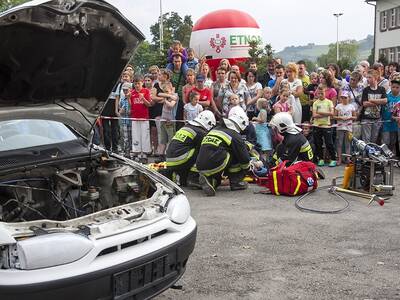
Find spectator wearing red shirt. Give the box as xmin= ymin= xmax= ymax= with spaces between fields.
xmin=130 ymin=75 xmax=152 ymax=163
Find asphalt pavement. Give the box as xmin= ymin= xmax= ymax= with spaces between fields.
xmin=157 ymin=165 xmax=400 ymax=300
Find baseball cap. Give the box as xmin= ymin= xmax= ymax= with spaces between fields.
xmin=122 ymin=82 xmax=132 ymax=90
xmin=196 ymin=74 xmax=205 ymax=81
xmin=340 ymin=91 xmax=350 ymax=98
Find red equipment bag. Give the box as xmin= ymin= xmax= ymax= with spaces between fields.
xmin=268 ymin=160 xmax=318 ymax=196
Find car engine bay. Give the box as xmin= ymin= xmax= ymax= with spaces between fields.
xmin=0 ymin=156 xmax=156 ymax=223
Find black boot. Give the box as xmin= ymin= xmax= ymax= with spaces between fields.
xmin=186 ymin=172 xmax=201 ymax=189
xmin=230 ymin=181 xmax=248 ymax=191
xmin=199 ymin=174 xmax=216 ymax=197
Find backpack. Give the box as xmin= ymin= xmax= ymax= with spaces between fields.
xmin=267 ymin=160 xmax=318 ymax=196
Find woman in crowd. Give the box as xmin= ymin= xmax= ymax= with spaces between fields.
xmin=245 ymin=70 xmax=263 ymax=120
xmin=212 ymin=67 xmax=229 ymax=100
xmin=219 ymin=59 xmax=231 ymax=76
xmin=319 ymin=70 xmax=338 ymax=105
xmin=327 ymin=63 xmax=344 ymax=90
xmin=281 ymin=63 xmax=302 ymax=124
xmin=200 ymin=62 xmax=213 ymax=88
xmin=217 ymin=71 xmax=250 ymax=117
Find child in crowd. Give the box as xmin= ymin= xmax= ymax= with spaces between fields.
xmin=383 ymin=75 xmax=400 ymax=152
xmin=184 ymin=91 xmax=203 ymax=121
xmin=263 ymin=87 xmax=273 ymax=121
xmin=334 ymin=91 xmax=356 ymax=165
xmin=252 ymin=98 xmax=272 ymax=162
xmin=228 ymin=94 xmax=241 ymax=115
xmin=273 ymin=90 xmax=293 ymax=114
xmin=186 ymin=48 xmax=199 ymax=71
xmin=118 ymin=82 xmax=132 ymax=157
xmin=166 ymin=40 xmax=188 ymax=74
xmin=130 ymin=75 xmax=152 ymax=163
xmin=158 ymin=82 xmax=178 ymax=158
xmin=312 ymin=84 xmax=337 ymax=167
xmin=305 ymin=72 xmax=319 ymax=102
xmin=360 ymin=69 xmax=387 ymax=143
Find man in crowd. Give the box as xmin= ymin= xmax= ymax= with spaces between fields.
xmin=259 ymin=59 xmax=276 ymax=88
xmin=171 ymin=54 xmax=186 ymax=130
xmin=191 ymin=74 xmax=213 ymax=110
xmin=297 ymin=60 xmax=311 ymax=122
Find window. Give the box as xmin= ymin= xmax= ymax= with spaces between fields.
xmin=397 ymin=7 xmax=400 ymax=27
xmin=397 ymin=47 xmax=400 ymax=63
xmin=389 ymin=8 xmax=396 ymax=28
xmin=380 ymin=11 xmax=387 ymax=31
xmin=389 ymin=47 xmax=395 ymax=62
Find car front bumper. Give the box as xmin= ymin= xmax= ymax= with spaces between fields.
xmin=0 ymin=225 xmax=197 ymax=300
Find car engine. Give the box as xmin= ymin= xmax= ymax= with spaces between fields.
xmin=0 ymin=157 xmax=155 ymax=222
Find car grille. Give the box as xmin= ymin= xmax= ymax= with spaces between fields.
xmin=97 ymin=229 xmax=168 ymax=257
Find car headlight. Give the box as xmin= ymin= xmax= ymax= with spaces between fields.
xmin=166 ymin=194 xmax=190 ymax=224
xmin=15 ymin=232 xmax=93 ymax=270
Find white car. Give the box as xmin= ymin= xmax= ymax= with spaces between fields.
xmin=0 ymin=1 xmax=196 ymax=299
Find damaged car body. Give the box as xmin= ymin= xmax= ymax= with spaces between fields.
xmin=0 ymin=1 xmax=196 ymax=300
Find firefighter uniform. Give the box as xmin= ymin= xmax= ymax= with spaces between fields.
xmin=164 ymin=124 xmax=207 ymax=186
xmin=273 ymin=132 xmax=314 ymax=164
xmin=196 ymin=125 xmax=251 ymax=188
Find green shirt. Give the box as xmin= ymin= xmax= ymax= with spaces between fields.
xmin=299 ymin=75 xmax=310 ymax=106
xmin=313 ymin=99 xmax=333 ymax=127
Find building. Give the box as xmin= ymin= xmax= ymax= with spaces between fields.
xmin=368 ymin=0 xmax=400 ymax=63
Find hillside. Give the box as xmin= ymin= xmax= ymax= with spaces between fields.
xmin=276 ymin=35 xmax=373 ymax=63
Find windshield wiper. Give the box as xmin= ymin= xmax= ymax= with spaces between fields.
xmin=0 ymin=149 xmax=41 ymax=157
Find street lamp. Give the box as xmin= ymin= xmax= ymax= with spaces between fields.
xmin=159 ymin=0 xmax=163 ymax=51
xmin=333 ymin=13 xmax=343 ymax=62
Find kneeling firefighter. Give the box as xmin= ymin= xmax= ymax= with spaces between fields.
xmin=270 ymin=112 xmax=313 ymax=164
xmin=196 ymin=107 xmax=251 ymax=196
xmin=164 ymin=110 xmax=216 ymax=187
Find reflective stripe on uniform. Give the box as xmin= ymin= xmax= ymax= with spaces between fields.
xmin=240 ymin=162 xmax=250 ymax=170
xmin=227 ymin=164 xmax=241 ymax=173
xmin=166 ymin=148 xmax=195 ymax=167
xmin=172 ymin=127 xmax=197 ymax=143
xmin=208 ymin=130 xmax=232 ymax=146
xmin=293 ymin=175 xmax=301 ymax=195
xmin=201 ymin=153 xmax=231 ymax=177
xmin=300 ymin=141 xmax=313 ymax=160
xmin=190 ymin=165 xmax=198 ymax=172
xmin=272 ymin=170 xmax=280 ymax=195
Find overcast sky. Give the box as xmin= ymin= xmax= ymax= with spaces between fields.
xmin=110 ymin=0 xmax=375 ymax=51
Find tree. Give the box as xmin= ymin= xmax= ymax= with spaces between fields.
xmin=150 ymin=12 xmax=193 ymax=48
xmin=131 ymin=12 xmax=193 ymax=73
xmin=317 ymin=40 xmax=359 ymax=70
xmin=0 ymin=0 xmax=29 ymax=12
xmin=245 ymin=40 xmax=274 ymax=74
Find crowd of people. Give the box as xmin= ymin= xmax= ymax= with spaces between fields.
xmin=99 ymin=39 xmax=400 ymax=174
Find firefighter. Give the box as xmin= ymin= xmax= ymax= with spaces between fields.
xmin=270 ymin=112 xmax=314 ymax=164
xmin=165 ymin=110 xmax=216 ymax=187
xmin=196 ymin=107 xmax=251 ymax=196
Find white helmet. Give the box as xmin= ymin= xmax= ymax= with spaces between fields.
xmin=270 ymin=112 xmax=302 ymax=135
xmin=227 ymin=106 xmax=249 ymax=132
xmin=189 ymin=110 xmax=216 ymax=131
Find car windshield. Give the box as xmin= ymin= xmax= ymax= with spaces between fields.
xmin=0 ymin=119 xmax=77 ymax=152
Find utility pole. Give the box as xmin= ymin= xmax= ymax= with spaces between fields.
xmin=333 ymin=13 xmax=343 ymax=62
xmin=159 ymin=0 xmax=163 ymax=51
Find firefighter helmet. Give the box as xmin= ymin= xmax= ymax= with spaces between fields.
xmin=270 ymin=112 xmax=302 ymax=135
xmin=189 ymin=110 xmax=216 ymax=131
xmin=227 ymin=106 xmax=249 ymax=132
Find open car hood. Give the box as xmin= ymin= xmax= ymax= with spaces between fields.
xmin=0 ymin=0 xmax=144 ymax=136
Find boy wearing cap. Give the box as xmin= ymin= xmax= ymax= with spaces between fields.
xmin=191 ymin=74 xmax=213 ymax=109
xmin=382 ymin=76 xmax=400 ymax=152
xmin=334 ymin=91 xmax=357 ymax=165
